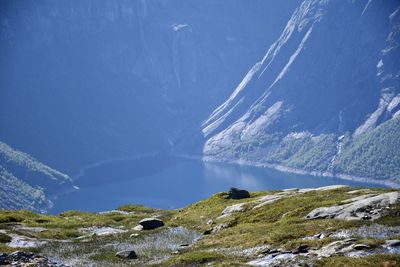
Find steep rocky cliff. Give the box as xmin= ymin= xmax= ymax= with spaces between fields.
xmin=203 ymin=0 xmax=400 ymax=183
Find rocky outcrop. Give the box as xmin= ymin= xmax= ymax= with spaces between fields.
xmin=79 ymin=226 xmax=127 ymax=236
xmin=218 ymin=203 xmax=247 ymax=219
xmin=0 ymin=251 xmax=66 ymax=266
xmin=115 ymin=250 xmax=137 ymax=259
xmin=306 ymin=192 xmax=400 ymax=220
xmin=216 ymin=185 xmax=349 ymax=220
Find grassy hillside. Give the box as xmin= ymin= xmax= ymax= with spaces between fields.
xmin=0 ymin=186 xmax=399 ymax=266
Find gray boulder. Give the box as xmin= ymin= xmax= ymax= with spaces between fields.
xmin=386 ymin=240 xmax=400 ymax=247
xmin=139 ymin=217 xmax=164 ymax=230
xmin=116 ymin=250 xmax=137 ymax=259
xmin=305 ymin=192 xmax=400 ymax=221
xmin=218 ymin=203 xmax=247 ymax=219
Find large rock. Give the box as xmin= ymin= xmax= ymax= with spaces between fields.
xmin=228 ymin=187 xmax=250 ymax=199
xmin=139 ymin=217 xmax=164 ymax=230
xmin=218 ymin=203 xmax=247 ymax=219
xmin=315 ymin=239 xmax=357 ymax=257
xmin=115 ymin=250 xmax=137 ymax=259
xmin=306 ymin=192 xmax=400 ymax=221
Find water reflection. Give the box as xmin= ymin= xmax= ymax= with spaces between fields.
xmin=51 ymin=155 xmax=385 ymax=214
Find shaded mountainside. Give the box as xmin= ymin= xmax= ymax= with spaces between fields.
xmin=0 ymin=186 xmax=400 ymax=266
xmin=0 ymin=0 xmax=299 ymax=173
xmin=0 ymin=141 xmax=74 ymax=212
xmin=203 ymin=0 xmax=400 ymax=183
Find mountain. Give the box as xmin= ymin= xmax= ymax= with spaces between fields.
xmin=0 ymin=0 xmax=299 ymax=173
xmin=202 ymin=0 xmax=400 ymax=184
xmin=0 ymin=141 xmax=74 ymax=212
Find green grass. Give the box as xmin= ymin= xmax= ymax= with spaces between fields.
xmin=162 ymin=251 xmax=225 ymax=266
xmin=171 ymin=187 xmax=367 ymax=249
xmin=0 ymin=187 xmax=399 ymax=266
xmin=0 ymin=207 xmax=176 ymax=240
xmin=0 ymin=233 xmax=11 ymax=243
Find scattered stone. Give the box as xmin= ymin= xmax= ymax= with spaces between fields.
xmin=79 ymin=226 xmax=127 ymax=236
xmin=353 ymin=244 xmax=372 ymax=250
xmin=253 ymin=192 xmax=294 ymax=209
xmin=305 ymin=192 xmax=400 ymax=221
xmin=211 ymin=223 xmax=228 ymax=234
xmin=218 ymin=203 xmax=247 ymax=219
xmin=116 ymin=250 xmax=137 ymax=259
xmin=228 ymin=187 xmax=250 ymax=199
xmin=0 ymin=251 xmax=66 ymax=266
xmin=207 ymin=219 xmax=214 ymax=225
xmin=248 ymin=252 xmax=296 ymax=266
xmin=315 ymin=239 xmax=355 ymax=257
xmin=330 ymin=224 xmax=400 ymax=239
xmin=203 ymin=229 xmax=212 ymax=235
xmin=7 ymin=234 xmax=47 ymax=248
xmin=294 ymin=244 xmax=309 ymax=254
xmin=259 ymin=248 xmax=281 ymax=256
xmin=133 ymin=225 xmax=144 ymax=231
xmin=130 ymin=233 xmax=140 ymax=238
xmin=139 ymin=217 xmax=164 ymax=230
xmin=13 ymin=226 xmax=47 ymax=233
xmin=386 ymin=240 xmax=400 ymax=247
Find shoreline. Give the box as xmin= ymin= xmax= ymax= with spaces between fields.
xmin=173 ymin=153 xmax=400 ymax=188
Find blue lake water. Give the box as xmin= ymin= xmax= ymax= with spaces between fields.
xmin=51 ymin=154 xmax=385 ymax=213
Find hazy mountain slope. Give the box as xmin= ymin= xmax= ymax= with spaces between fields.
xmin=0 ymin=141 xmax=74 ymax=211
xmin=203 ymin=0 xmax=400 ymax=183
xmin=0 ymin=0 xmax=299 ymax=173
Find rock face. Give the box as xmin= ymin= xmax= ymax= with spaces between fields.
xmin=115 ymin=250 xmax=138 ymax=259
xmin=228 ymin=188 xmax=250 ymax=199
xmin=0 ymin=251 xmax=66 ymax=266
xmin=306 ymin=192 xmax=400 ymax=220
xmin=217 ymin=185 xmax=349 ymax=219
xmin=219 ymin=203 xmax=247 ymax=218
xmin=0 ymin=141 xmax=75 ymax=212
xmin=203 ymin=0 xmax=400 ymax=183
xmin=0 ymin=0 xmax=299 ymax=176
xmin=79 ymin=226 xmax=127 ymax=236
xmin=139 ymin=218 xmax=165 ymax=230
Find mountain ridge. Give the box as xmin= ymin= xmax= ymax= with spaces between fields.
xmin=202 ymin=0 xmax=400 ymax=183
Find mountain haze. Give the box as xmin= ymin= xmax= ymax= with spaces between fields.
xmin=0 ymin=0 xmax=299 ymax=173
xmin=0 ymin=0 xmax=399 ymax=213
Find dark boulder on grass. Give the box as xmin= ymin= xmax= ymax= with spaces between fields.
xmin=139 ymin=217 xmax=164 ymax=230
xmin=293 ymin=244 xmax=309 ymax=254
xmin=116 ymin=250 xmax=137 ymax=259
xmin=228 ymin=187 xmax=250 ymax=199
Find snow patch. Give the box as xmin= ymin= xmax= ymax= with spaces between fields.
xmin=172 ymin=23 xmax=191 ymax=32
xmin=377 ymin=59 xmax=384 ymax=76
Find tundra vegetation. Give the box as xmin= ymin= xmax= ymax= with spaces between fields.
xmin=0 ymin=186 xmax=399 ymax=266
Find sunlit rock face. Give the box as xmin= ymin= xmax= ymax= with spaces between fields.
xmin=0 ymin=0 xmax=299 ymax=172
xmin=203 ymin=0 xmax=400 ymax=182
